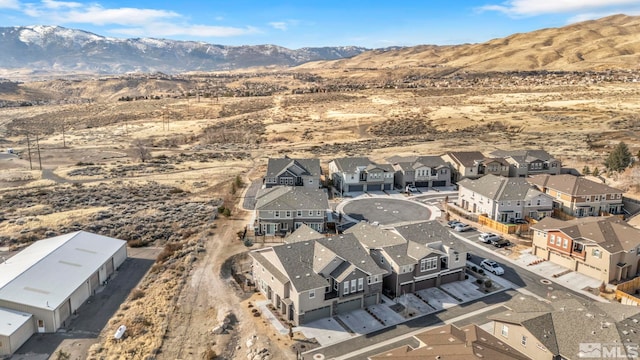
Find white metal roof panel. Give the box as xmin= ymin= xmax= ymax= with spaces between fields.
xmin=0 ymin=231 xmax=126 ymax=311
xmin=0 ymin=307 xmax=32 ymax=336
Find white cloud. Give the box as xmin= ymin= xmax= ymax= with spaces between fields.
xmin=0 ymin=0 xmax=20 ymax=9
xmin=56 ymin=5 xmax=180 ymax=26
xmin=269 ymin=21 xmax=287 ymax=31
xmin=480 ymin=0 xmax=640 ymax=16
xmin=42 ymin=0 xmax=82 ymax=9
xmin=111 ymin=23 xmax=259 ymax=38
xmin=567 ymin=9 xmax=640 ymax=23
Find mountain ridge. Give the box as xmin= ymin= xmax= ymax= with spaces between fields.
xmin=0 ymin=25 xmax=371 ymax=75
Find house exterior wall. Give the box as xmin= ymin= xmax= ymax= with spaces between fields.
xmin=257 ymin=209 xmax=326 ymax=234
xmin=543 ymin=188 xmax=624 ymax=217
xmin=531 ymin=228 xmax=627 ymax=283
xmin=492 ymin=320 xmax=555 ymax=360
xmin=0 ymin=300 xmax=55 ymax=333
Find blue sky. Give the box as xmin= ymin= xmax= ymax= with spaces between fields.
xmin=1 ymin=0 xmax=640 ymax=48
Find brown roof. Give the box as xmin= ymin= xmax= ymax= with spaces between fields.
xmin=532 ymin=216 xmax=640 ymax=253
xmin=445 ymin=151 xmax=485 ymax=167
xmin=528 ymin=174 xmax=622 ymax=196
xmin=368 ymin=324 xmax=530 ymax=360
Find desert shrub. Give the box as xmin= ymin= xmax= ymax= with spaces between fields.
xmin=203 ymin=348 xmax=217 ymax=360
xmin=484 ymin=279 xmax=493 ymax=288
xmin=156 ymin=242 xmax=184 ymax=263
xmin=478 ymin=269 xmax=484 ymax=274
xmin=128 ymin=239 xmax=148 ymax=248
xmin=471 ymin=266 xmax=477 ymax=272
xmin=476 ymin=279 xmax=483 ymax=285
xmin=223 ymin=208 xmax=232 ymax=217
xmin=130 ymin=289 xmax=145 ymax=300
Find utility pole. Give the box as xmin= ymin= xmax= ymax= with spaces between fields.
xmin=35 ymin=134 xmax=42 ymax=170
xmin=26 ymin=134 xmax=33 ymax=170
xmin=61 ymin=120 xmax=66 ymax=148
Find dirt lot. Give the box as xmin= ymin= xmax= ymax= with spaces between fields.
xmin=1 ymin=71 xmax=639 ymax=359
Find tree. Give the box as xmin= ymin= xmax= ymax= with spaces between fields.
xmin=592 ymin=167 xmax=600 ymax=176
xmin=604 ymin=141 xmax=631 ymax=172
xmin=582 ymin=165 xmax=591 ymax=175
xmin=132 ymin=140 xmax=151 ymax=163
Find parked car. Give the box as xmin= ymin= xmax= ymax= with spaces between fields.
xmin=447 ymin=220 xmax=462 ymax=228
xmin=406 ymin=184 xmax=419 ymax=193
xmin=492 ymin=238 xmax=511 ymax=248
xmin=478 ymin=232 xmax=501 ymax=243
xmin=454 ymin=223 xmax=472 ymax=232
xmin=508 ymin=219 xmax=528 ymax=224
xmin=480 ymin=259 xmax=505 ymax=275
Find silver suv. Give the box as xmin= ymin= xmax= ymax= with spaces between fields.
xmin=478 ymin=232 xmax=500 ymax=243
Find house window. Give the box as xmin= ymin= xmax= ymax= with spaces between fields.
xmin=309 ymin=289 xmax=315 ymax=299
xmin=420 ymin=257 xmax=437 ymax=272
xmin=297 ymin=210 xmax=302 ymax=217
xmin=281 ymin=223 xmax=288 ymax=231
xmin=286 ymin=211 xmax=291 ymax=217
xmin=501 ymin=324 xmax=509 ymax=337
xmin=521 ymin=335 xmax=527 ymax=346
xmin=334 ymin=281 xmax=339 ymax=290
xmin=344 ymin=282 xmax=349 ymax=295
xmin=592 ymin=249 xmax=602 ymax=258
xmin=367 ymin=276 xmax=371 ymax=284
xmin=358 ymin=278 xmax=364 ymax=291
xmin=274 ymin=211 xmax=280 ymax=217
xmin=351 ymin=279 xmax=357 ymax=292
xmin=308 ymin=211 xmax=313 ymax=216
xmin=316 ymin=210 xmax=322 ymax=216
xmin=563 ymin=239 xmax=568 ymax=249
xmin=537 ymin=199 xmax=541 ymax=205
xmin=550 ymin=235 xmax=555 ymax=245
xmin=586 ymin=196 xmax=591 ymax=202
xmin=454 ymin=253 xmax=460 ymax=262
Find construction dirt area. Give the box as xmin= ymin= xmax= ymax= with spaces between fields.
xmin=1 ymin=69 xmax=640 ymax=359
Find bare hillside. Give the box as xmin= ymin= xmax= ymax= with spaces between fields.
xmin=299 ymin=14 xmax=640 ymax=72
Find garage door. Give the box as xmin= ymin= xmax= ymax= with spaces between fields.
xmin=89 ymin=272 xmax=100 ymax=293
xmin=415 ymin=181 xmax=429 ymax=187
xmin=549 ymin=252 xmax=575 ymax=270
xmin=348 ymin=185 xmax=364 ymax=192
xmin=400 ymin=283 xmax=413 ymax=295
xmin=432 ymin=180 xmax=446 ymax=187
xmin=364 ymin=294 xmax=378 ymax=307
xmin=336 ymin=298 xmax=361 ymax=314
xmin=577 ymin=262 xmax=603 ymax=281
xmin=441 ymin=271 xmax=461 ymax=285
xmin=106 ymin=258 xmax=114 ymax=276
xmin=415 ymin=277 xmax=437 ymax=291
xmin=383 ymin=184 xmax=392 ymax=190
xmin=367 ymin=184 xmax=382 ymax=191
xmin=301 ymin=306 xmax=331 ymax=324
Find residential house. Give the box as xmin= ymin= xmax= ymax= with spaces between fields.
xmin=347 ymin=221 xmax=468 ymax=297
xmin=457 ymin=174 xmax=554 ymax=223
xmin=442 ymin=151 xmax=509 ymax=182
xmin=490 ymin=149 xmax=562 ymax=177
xmin=254 ymin=186 xmax=329 ymax=235
xmin=387 ymin=155 xmax=452 ymax=189
xmin=264 ymin=156 xmax=322 ymax=188
xmin=528 ymin=174 xmax=624 ymax=217
xmin=368 ymin=324 xmax=531 ymax=360
xmin=489 ymin=294 xmax=640 ymax=360
xmin=250 ymin=234 xmax=387 ymax=325
xmin=328 ymin=157 xmax=395 ymax=194
xmin=531 ymin=216 xmax=640 ymax=283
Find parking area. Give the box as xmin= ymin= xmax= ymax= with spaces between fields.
xmin=339 ymin=197 xmax=435 ymax=226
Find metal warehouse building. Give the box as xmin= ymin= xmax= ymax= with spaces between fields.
xmin=0 ymin=231 xmax=127 ymax=356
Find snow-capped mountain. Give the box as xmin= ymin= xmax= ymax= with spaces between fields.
xmin=0 ymin=25 xmax=370 ymax=74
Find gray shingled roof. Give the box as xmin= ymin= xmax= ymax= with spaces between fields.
xmin=285 ymin=224 xmax=322 ymax=244
xmin=445 ymin=151 xmax=485 ymax=167
xmin=490 ymin=149 xmax=557 ymax=162
xmin=387 ymin=155 xmax=447 ymax=170
xmin=271 ymin=241 xmax=328 ymax=292
xmin=249 ymin=250 xmax=290 ymax=285
xmin=528 ymin=174 xmax=622 ymax=196
xmin=458 ymin=174 xmax=546 ymax=201
xmin=490 ymin=295 xmax=640 ymax=359
xmin=255 ymin=186 xmax=329 ymax=211
xmin=266 ymin=157 xmax=321 ymax=178
xmin=331 ymin=157 xmax=393 ymax=173
xmin=345 ymin=222 xmax=406 ymax=249
xmin=317 ymin=234 xmax=387 ymax=277
xmin=381 ymin=243 xmax=415 ymax=266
